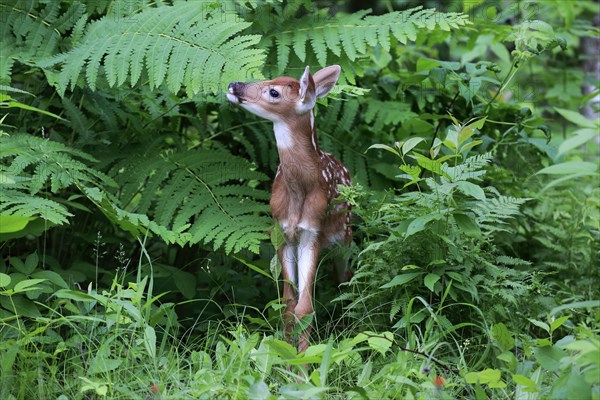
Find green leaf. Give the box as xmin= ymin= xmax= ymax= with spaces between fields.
xmin=555 ymin=108 xmax=598 ymax=128
xmin=512 ymin=374 xmax=537 ymax=392
xmin=265 ymin=338 xmax=298 ymax=360
xmin=24 ymin=253 xmax=39 ymax=274
xmin=0 ymin=273 xmax=11 ymax=288
xmin=453 ymin=213 xmax=481 ymax=238
xmin=53 ymin=289 xmax=96 ymax=302
xmin=491 ymin=323 xmax=515 ymax=351
xmin=456 ymin=181 xmax=486 ymax=200
xmin=423 ymin=273 xmax=440 ymax=292
xmin=528 ymin=318 xmax=550 ymax=333
xmin=550 ymin=300 xmax=600 ymax=316
xmin=465 ymin=116 xmax=487 ymax=130
xmin=13 ymin=278 xmax=47 ymax=293
xmin=465 ymin=368 xmax=502 ymax=385
xmin=173 ymin=270 xmax=196 ymax=299
xmin=550 ymin=369 xmax=592 ymax=399
xmin=381 ymin=272 xmax=422 ymax=289
xmin=404 ymin=213 xmax=443 ymax=237
xmin=366 ymin=332 xmax=393 ymax=356
xmin=536 ymin=161 xmax=598 ymax=175
xmin=366 ymin=143 xmax=400 ymax=157
xmin=31 ymin=271 xmax=69 ymax=289
xmin=533 ymin=345 xmax=565 ymax=372
xmin=144 ymin=325 xmax=156 ymax=359
xmin=0 ymin=215 xmax=36 ymax=233
xmin=557 ymin=128 xmax=599 ymax=157
xmin=3 ymin=100 xmax=66 ymax=121
xmin=550 ymin=315 xmax=570 ymax=333
xmin=401 ymin=137 xmax=424 ymax=156
xmin=416 ymin=58 xmax=441 ymax=72
xmin=248 ymin=381 xmax=270 ymax=400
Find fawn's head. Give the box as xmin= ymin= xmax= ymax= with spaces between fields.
xmin=227 ymin=65 xmax=341 ymax=123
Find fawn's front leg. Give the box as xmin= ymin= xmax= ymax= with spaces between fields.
xmin=295 ymin=225 xmax=320 ymax=353
xmin=279 ymin=244 xmax=297 ymax=340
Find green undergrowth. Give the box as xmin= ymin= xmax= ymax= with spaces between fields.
xmin=1 ymin=248 xmax=598 ymax=399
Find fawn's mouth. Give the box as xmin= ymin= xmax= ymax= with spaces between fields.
xmin=227 ymin=83 xmax=246 ymax=104
xmin=226 ymin=92 xmax=243 ymax=104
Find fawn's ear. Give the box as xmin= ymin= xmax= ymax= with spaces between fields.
xmin=297 ymin=66 xmax=316 ymax=114
xmin=313 ymin=65 xmax=341 ymax=98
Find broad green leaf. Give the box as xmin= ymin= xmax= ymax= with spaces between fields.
xmin=528 ymin=318 xmax=550 ymax=333
xmin=87 ymin=357 xmax=123 ymax=374
xmin=0 ymin=215 xmax=35 ymax=233
xmin=512 ymin=374 xmax=537 ymax=392
xmin=367 ymin=332 xmax=393 ymax=356
xmin=380 ymin=272 xmax=423 ymax=289
xmin=456 ymin=181 xmax=486 ymax=200
xmin=453 ymin=213 xmax=481 ymax=238
xmin=555 ymin=108 xmax=597 ymax=128
xmin=533 ymin=345 xmax=565 ymax=372
xmin=0 ymin=273 xmax=11 ymax=287
xmin=248 ymin=381 xmax=270 ymax=400
xmin=459 ymin=139 xmax=483 ymax=154
xmin=144 ymin=325 xmax=156 ymax=359
xmin=404 ymin=213 xmax=443 ymax=238
xmin=465 ymin=368 xmax=502 ymax=385
xmin=265 ymin=338 xmax=297 ymax=359
xmin=24 ymin=252 xmax=39 ymax=274
xmin=413 ymin=154 xmax=448 ymax=177
xmin=13 ymin=278 xmax=47 ymax=293
xmin=491 ymin=323 xmax=515 ymax=351
xmin=416 ymin=58 xmax=441 ymax=72
xmin=401 ymin=137 xmax=424 ymax=156
xmin=0 ymin=295 xmax=41 ymax=317
xmin=31 ymin=271 xmax=69 ymax=289
xmin=550 ymin=300 xmax=600 ymax=316
xmin=366 ymin=143 xmax=400 ymax=157
xmin=173 ymin=270 xmax=196 ymax=299
xmin=423 ymin=273 xmax=440 ymax=292
xmin=465 ymin=116 xmax=487 ymax=130
xmin=550 ymin=369 xmax=591 ymax=399
xmin=557 ymin=128 xmax=599 ymax=157
xmin=535 ymin=161 xmax=597 ymax=175
xmin=550 ymin=315 xmax=570 ymax=333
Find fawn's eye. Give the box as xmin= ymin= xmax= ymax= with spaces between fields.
xmin=269 ymin=89 xmax=280 ymax=98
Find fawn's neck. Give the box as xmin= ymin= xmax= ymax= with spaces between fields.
xmin=273 ymin=110 xmax=321 ymax=165
xmin=273 ymin=110 xmax=321 ymax=177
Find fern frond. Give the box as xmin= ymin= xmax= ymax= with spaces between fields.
xmin=38 ymin=3 xmax=266 ymax=96
xmin=269 ymin=6 xmax=471 ymax=73
xmin=0 ymin=134 xmax=116 ymax=194
xmin=0 ymin=1 xmax=87 ymax=83
xmin=1 ymin=189 xmax=72 ymax=225
xmin=110 ymin=146 xmax=272 ymax=254
xmin=442 ymin=152 xmax=494 ymax=182
xmin=364 ymin=100 xmax=417 ymax=132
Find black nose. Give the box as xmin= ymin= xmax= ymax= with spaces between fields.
xmin=228 ymin=82 xmax=239 ymax=91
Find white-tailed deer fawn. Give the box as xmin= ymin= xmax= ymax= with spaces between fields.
xmin=227 ymin=65 xmax=352 ymax=352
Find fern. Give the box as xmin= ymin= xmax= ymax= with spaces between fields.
xmin=0 ymin=1 xmax=87 ymax=83
xmin=38 ymin=3 xmax=266 ymax=96
xmin=364 ymin=100 xmax=417 ymax=132
xmin=1 ymin=134 xmax=271 ymax=253
xmin=110 ymin=146 xmax=272 ymax=254
xmin=269 ymin=6 xmax=471 ymax=73
xmin=1 ymin=189 xmax=72 ymax=225
xmin=0 ymin=133 xmax=116 ymax=194
xmin=0 ymin=133 xmax=114 ymax=225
